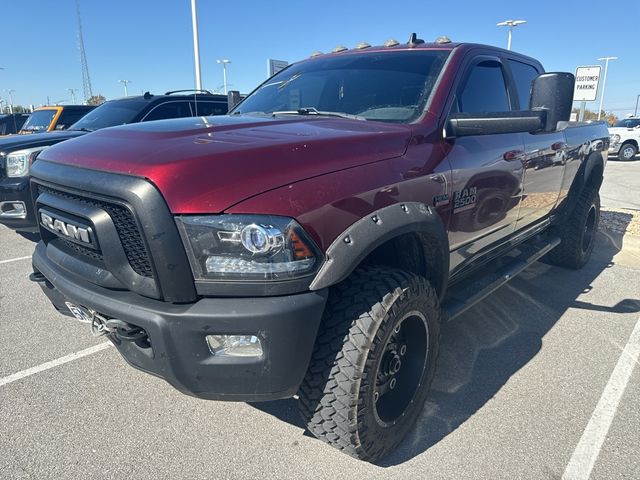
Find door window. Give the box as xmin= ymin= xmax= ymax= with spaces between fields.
xmin=143 ymin=102 xmax=192 ymax=121
xmin=508 ymin=60 xmax=539 ymax=110
xmin=458 ymin=60 xmax=510 ymax=113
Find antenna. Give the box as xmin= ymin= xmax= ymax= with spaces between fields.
xmin=76 ymin=0 xmax=93 ymax=102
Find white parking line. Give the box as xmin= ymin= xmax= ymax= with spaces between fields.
xmin=0 ymin=255 xmax=31 ymax=265
xmin=0 ymin=342 xmax=112 ymax=387
xmin=562 ymin=315 xmax=640 ymax=480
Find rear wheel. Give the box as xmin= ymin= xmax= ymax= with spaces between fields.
xmin=618 ymin=143 xmax=637 ymax=161
xmin=298 ymin=267 xmax=441 ymax=462
xmin=546 ymin=185 xmax=600 ymax=269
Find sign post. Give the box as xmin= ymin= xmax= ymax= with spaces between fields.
xmin=574 ymin=65 xmax=601 ymax=122
xmin=267 ymin=59 xmax=289 ymax=77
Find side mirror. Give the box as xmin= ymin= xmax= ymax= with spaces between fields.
xmin=529 ymin=72 xmax=575 ymax=132
xmin=446 ymin=71 xmax=575 ymax=138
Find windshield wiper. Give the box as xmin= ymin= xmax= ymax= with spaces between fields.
xmin=69 ymin=127 xmax=94 ymax=132
xmin=271 ymin=107 xmax=365 ymax=121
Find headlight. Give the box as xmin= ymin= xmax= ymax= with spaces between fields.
xmin=176 ymin=215 xmax=322 ymax=281
xmin=5 ymin=147 xmax=47 ymax=177
xmin=609 ymin=134 xmax=620 ymax=146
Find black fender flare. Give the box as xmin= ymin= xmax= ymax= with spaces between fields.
xmin=309 ymin=202 xmax=449 ymax=293
xmin=583 ymin=149 xmax=605 ymax=189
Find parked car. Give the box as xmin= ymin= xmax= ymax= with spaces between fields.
xmin=608 ymin=116 xmax=640 ymax=160
xmin=0 ymin=90 xmax=229 ymax=231
xmin=19 ymin=105 xmax=95 ymax=134
xmin=0 ymin=113 xmax=30 ymax=136
xmin=28 ymin=37 xmax=608 ymax=462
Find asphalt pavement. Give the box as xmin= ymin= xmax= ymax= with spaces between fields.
xmin=1 ymin=160 xmax=639 ymax=479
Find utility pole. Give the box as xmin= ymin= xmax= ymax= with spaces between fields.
xmin=118 ymin=80 xmax=132 ymax=97
xmin=497 ymin=20 xmax=527 ymax=50
xmin=216 ymin=59 xmax=231 ymax=94
xmin=190 ymin=0 xmax=202 ymax=90
xmin=76 ymin=0 xmax=93 ymax=102
xmin=68 ymin=88 xmax=77 ymax=104
xmin=597 ymin=56 xmax=617 ymax=121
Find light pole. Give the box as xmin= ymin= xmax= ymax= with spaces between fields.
xmin=191 ymin=0 xmax=202 ymax=90
xmin=216 ymin=59 xmax=231 ymax=94
xmin=597 ymin=56 xmax=617 ymax=121
xmin=118 ymin=79 xmax=132 ymax=97
xmin=6 ymin=89 xmax=15 ymax=113
xmin=68 ymin=88 xmax=77 ymax=104
xmin=497 ymin=20 xmax=527 ymax=50
xmin=634 ymin=94 xmax=639 ymax=117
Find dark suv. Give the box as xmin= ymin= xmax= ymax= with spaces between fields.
xmin=0 ymin=91 xmax=229 ymax=230
xmin=0 ymin=113 xmax=30 ymax=136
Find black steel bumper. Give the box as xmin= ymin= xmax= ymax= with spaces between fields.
xmin=32 ymin=242 xmax=328 ymax=401
xmin=0 ymin=176 xmax=38 ymax=231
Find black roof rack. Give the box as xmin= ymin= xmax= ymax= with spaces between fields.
xmin=164 ymin=89 xmax=214 ymax=96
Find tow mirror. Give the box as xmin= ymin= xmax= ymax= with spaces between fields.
xmin=446 ymin=71 xmax=575 ymax=138
xmin=529 ymin=72 xmax=575 ymax=132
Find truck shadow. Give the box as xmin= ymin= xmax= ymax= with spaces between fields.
xmin=250 ymin=229 xmax=639 ymax=466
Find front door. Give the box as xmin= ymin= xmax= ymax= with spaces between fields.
xmin=444 ymin=57 xmax=525 ymax=272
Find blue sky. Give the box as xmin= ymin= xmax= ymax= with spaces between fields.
xmin=1 ymin=0 xmax=639 ymax=116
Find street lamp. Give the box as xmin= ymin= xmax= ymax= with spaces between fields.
xmin=596 ymin=56 xmax=618 ymax=121
xmin=118 ymin=79 xmax=132 ymax=97
xmin=68 ymin=88 xmax=77 ymax=104
xmin=191 ymin=0 xmax=202 ymax=91
xmin=497 ymin=19 xmax=527 ymax=50
xmin=216 ymin=59 xmax=231 ymax=94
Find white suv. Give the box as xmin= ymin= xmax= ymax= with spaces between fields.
xmin=609 ymin=117 xmax=640 ymax=161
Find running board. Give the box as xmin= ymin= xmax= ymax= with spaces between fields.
xmin=442 ymin=236 xmax=561 ymax=322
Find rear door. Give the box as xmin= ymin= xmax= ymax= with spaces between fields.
xmin=507 ymin=59 xmax=566 ymax=228
xmin=445 ymin=55 xmax=526 ymax=271
xmin=190 ymin=100 xmax=228 ymax=116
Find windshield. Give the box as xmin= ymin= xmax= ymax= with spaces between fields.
xmin=70 ymin=100 xmax=148 ymax=131
xmin=613 ymin=118 xmax=640 ymax=128
xmin=233 ymin=50 xmax=449 ymax=123
xmin=20 ymin=109 xmax=57 ymax=133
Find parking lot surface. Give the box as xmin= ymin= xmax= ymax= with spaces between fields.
xmin=1 ymin=160 xmax=639 ymax=479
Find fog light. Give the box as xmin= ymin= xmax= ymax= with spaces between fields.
xmin=206 ymin=334 xmax=263 ymax=358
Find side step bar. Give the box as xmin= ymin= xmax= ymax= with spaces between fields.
xmin=442 ymin=236 xmax=561 ymax=322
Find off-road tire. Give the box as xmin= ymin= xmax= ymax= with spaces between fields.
xmin=298 ymin=266 xmax=441 ymax=463
xmin=546 ymin=185 xmax=600 ymax=269
xmin=618 ymin=142 xmax=637 ymax=161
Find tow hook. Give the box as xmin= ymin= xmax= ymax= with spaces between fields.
xmin=65 ymin=302 xmax=150 ymax=348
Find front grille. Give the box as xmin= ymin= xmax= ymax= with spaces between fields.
xmin=57 ymin=238 xmax=104 ymax=262
xmin=37 ymin=185 xmax=154 ymax=277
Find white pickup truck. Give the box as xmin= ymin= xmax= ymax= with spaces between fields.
xmin=608 ymin=117 xmax=640 ymax=160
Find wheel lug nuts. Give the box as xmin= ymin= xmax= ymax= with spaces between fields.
xmin=394 ymin=325 xmax=401 ymax=334
xmin=374 ymin=391 xmax=379 ymax=402
xmin=400 ymin=345 xmax=407 ymax=356
xmin=390 ymin=378 xmax=397 ymax=389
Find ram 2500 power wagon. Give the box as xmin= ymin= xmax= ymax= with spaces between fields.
xmin=29 ymin=36 xmax=609 ymax=462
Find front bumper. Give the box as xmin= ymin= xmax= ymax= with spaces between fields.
xmin=0 ymin=176 xmax=38 ymax=231
xmin=32 ymin=242 xmax=328 ymax=401
xmin=608 ymin=143 xmax=621 ymax=155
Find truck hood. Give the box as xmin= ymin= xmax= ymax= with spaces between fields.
xmin=608 ymin=127 xmax=639 ymax=135
xmin=0 ymin=130 xmax=85 ymax=155
xmin=39 ymin=115 xmax=413 ymax=213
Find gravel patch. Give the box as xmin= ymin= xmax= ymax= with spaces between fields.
xmin=600 ymin=208 xmax=640 ymax=236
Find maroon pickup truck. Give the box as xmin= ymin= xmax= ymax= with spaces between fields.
xmin=29 ymin=36 xmax=608 ymax=462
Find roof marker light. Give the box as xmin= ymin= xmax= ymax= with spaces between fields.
xmin=435 ymin=36 xmax=452 ymax=44
xmin=310 ymin=51 xmax=323 ymax=58
xmin=384 ymin=39 xmax=400 ymax=47
xmin=356 ymin=42 xmax=371 ymax=49
xmin=332 ymin=45 xmax=348 ymax=53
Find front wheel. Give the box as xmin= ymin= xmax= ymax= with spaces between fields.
xmin=618 ymin=143 xmax=637 ymax=161
xmin=298 ymin=267 xmax=441 ymax=462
